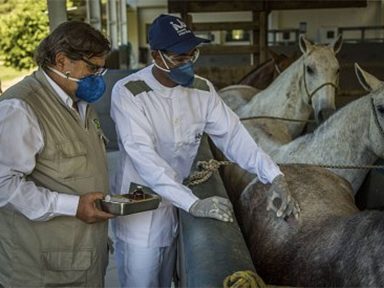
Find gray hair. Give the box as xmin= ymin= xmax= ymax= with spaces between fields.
xmin=34 ymin=21 xmax=111 ymax=69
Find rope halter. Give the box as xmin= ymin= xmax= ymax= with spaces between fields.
xmin=303 ymin=64 xmax=338 ymax=105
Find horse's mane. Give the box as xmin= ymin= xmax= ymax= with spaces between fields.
xmin=238 ymin=58 xmax=274 ymax=83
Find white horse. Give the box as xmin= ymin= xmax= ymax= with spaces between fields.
xmin=228 ymin=35 xmax=342 ymax=139
xmin=219 ymin=85 xmax=260 ymax=112
xmin=209 ymin=63 xmax=384 ymax=287
xmin=271 ymin=64 xmax=384 ymax=194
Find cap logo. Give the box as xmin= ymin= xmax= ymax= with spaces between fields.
xmin=170 ymin=19 xmax=191 ymax=36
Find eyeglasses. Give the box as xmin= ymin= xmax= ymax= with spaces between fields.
xmin=80 ymin=57 xmax=107 ymax=76
xmin=162 ymin=49 xmax=200 ymax=66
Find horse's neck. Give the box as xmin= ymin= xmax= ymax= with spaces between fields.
xmin=246 ymin=58 xmax=308 ymax=116
xmin=236 ymin=57 xmax=312 ymax=139
xmin=273 ymin=96 xmax=377 ymax=193
xmin=261 ymin=58 xmax=310 ymax=137
xmin=242 ymin=119 xmax=293 ymax=154
xmin=276 ymin=97 xmax=371 ymax=159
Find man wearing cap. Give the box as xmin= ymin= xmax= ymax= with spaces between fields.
xmin=110 ymin=14 xmax=300 ymax=288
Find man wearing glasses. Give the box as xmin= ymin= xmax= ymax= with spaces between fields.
xmin=111 ymin=14 xmax=299 ymax=288
xmin=0 ymin=21 xmax=114 ymax=287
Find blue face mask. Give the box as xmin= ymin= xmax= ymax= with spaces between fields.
xmin=75 ymin=75 xmax=106 ymax=103
xmin=156 ymin=51 xmax=195 ymax=87
xmin=168 ymin=61 xmax=195 ymax=87
xmin=48 ymin=67 xmax=106 ymax=103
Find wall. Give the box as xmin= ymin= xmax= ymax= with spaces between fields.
xmin=269 ymin=0 xmax=383 ymax=42
xmin=126 ymin=0 xmax=384 ymax=71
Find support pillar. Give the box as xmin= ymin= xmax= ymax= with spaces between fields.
xmin=86 ymin=0 xmax=102 ymax=31
xmin=47 ymin=0 xmax=67 ymax=32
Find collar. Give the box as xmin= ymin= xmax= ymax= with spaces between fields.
xmin=42 ymin=70 xmax=87 ymax=113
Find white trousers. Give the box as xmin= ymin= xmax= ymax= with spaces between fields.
xmin=115 ymin=237 xmax=176 ymax=288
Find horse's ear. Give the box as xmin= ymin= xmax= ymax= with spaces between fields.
xmin=331 ymin=34 xmax=343 ymax=54
xmin=354 ymin=63 xmax=382 ymax=92
xmin=268 ymin=49 xmax=281 ymax=62
xmin=299 ymin=35 xmax=313 ymax=54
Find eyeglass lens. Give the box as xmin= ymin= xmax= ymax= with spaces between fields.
xmin=164 ymin=49 xmax=199 ymax=64
xmin=81 ymin=57 xmax=106 ymax=75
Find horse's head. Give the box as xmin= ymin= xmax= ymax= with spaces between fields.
xmin=269 ymin=49 xmax=297 ymax=77
xmin=355 ymin=63 xmax=384 ymax=158
xmin=299 ymin=35 xmax=342 ymax=124
xmin=239 ymin=50 xmax=297 ymax=89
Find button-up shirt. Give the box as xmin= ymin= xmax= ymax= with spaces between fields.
xmin=0 ymin=71 xmax=85 ymax=221
xmin=110 ymin=64 xmax=282 ymax=247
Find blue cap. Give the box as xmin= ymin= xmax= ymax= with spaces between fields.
xmin=148 ymin=14 xmax=210 ymax=54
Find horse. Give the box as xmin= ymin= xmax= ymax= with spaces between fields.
xmin=217 ymin=51 xmax=295 ymax=114
xmin=232 ymin=35 xmax=342 ymax=139
xmin=218 ymin=85 xmax=260 ymax=113
xmin=238 ymin=49 xmax=297 ymax=89
xmin=217 ymin=161 xmax=384 ymax=287
xmin=270 ymin=64 xmax=384 ymax=194
xmin=207 ymin=64 xmax=384 ymax=287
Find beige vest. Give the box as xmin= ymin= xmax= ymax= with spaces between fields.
xmin=0 ymin=70 xmax=109 ymax=287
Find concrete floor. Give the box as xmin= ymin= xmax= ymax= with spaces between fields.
xmin=105 ymin=227 xmax=120 ymax=288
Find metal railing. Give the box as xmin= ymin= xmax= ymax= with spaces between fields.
xmin=267 ymin=28 xmax=301 ymax=45
xmin=338 ymin=26 xmax=384 ymax=43
xmin=267 ymin=26 xmax=384 ymax=45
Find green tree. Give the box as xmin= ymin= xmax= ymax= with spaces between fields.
xmin=0 ymin=0 xmax=49 ymax=70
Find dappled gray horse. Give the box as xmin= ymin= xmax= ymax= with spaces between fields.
xmin=209 ymin=63 xmax=384 ymax=287
xmin=232 ymin=35 xmax=342 ymax=139
xmin=218 ymin=161 xmax=384 ymax=287
xmin=218 ymin=85 xmax=260 ymax=112
xmin=271 ymin=64 xmax=384 ymax=194
xmin=218 ymin=51 xmax=296 ymax=111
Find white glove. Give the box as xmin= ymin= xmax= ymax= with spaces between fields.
xmin=189 ymin=196 xmax=234 ymax=222
xmin=267 ymin=175 xmax=300 ymax=219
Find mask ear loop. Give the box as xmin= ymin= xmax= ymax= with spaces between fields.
xmin=192 ymin=49 xmax=200 ymax=63
xmin=153 ymin=51 xmax=171 ymax=72
xmin=158 ymin=50 xmax=171 ymax=70
xmin=47 ymin=66 xmax=80 ymax=82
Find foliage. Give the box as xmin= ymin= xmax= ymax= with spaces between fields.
xmin=0 ymin=0 xmax=49 ymax=70
xmin=0 ymin=0 xmax=14 ymax=14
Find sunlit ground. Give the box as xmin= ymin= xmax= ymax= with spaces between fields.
xmin=0 ymin=63 xmax=35 ymax=93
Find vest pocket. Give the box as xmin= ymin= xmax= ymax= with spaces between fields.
xmin=41 ymin=250 xmax=92 ymax=286
xmin=58 ymin=141 xmax=88 ymax=179
xmin=98 ymin=131 xmax=109 ymax=154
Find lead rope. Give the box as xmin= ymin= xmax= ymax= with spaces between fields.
xmin=185 ymin=160 xmax=384 ymax=187
xmin=184 ymin=159 xmax=232 ymax=187
xmin=187 ymin=98 xmax=384 ymax=187
xmin=223 ymin=270 xmax=267 ymax=288
xmin=240 ymin=115 xmax=316 ymax=123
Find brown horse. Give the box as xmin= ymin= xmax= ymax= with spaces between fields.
xmin=213 ymin=156 xmax=384 ymax=287
xmin=238 ymin=50 xmax=297 ymax=90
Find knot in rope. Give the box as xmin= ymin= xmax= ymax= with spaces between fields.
xmin=223 ymin=270 xmax=267 ymax=288
xmin=184 ymin=159 xmax=232 ymax=187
